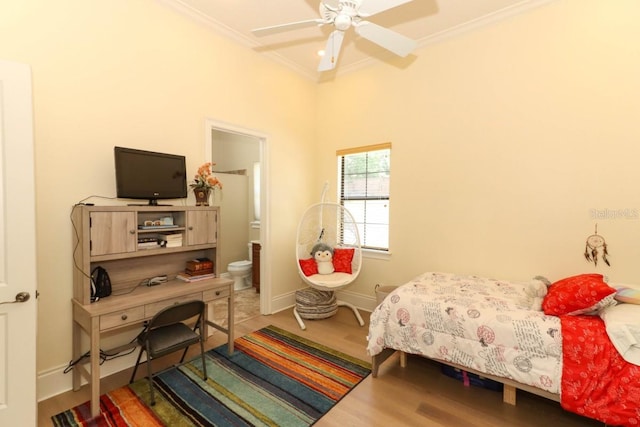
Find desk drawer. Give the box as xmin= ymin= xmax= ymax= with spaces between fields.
xmin=100 ymin=306 xmax=145 ymax=331
xmin=144 ymin=292 xmax=203 ymax=318
xmin=203 ymin=287 xmax=230 ymax=301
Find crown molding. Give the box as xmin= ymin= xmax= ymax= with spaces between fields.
xmin=156 ymin=0 xmax=318 ymax=81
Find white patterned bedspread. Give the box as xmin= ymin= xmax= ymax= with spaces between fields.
xmin=367 ymin=272 xmax=562 ymax=394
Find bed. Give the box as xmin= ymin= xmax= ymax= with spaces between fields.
xmin=367 ymin=272 xmax=640 ymax=427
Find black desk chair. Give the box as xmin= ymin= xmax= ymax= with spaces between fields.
xmin=129 ymin=300 xmax=207 ymax=405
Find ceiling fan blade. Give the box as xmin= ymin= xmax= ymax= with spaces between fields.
xmin=252 ymin=19 xmax=327 ymax=37
xmin=318 ymin=30 xmax=345 ymax=72
xmin=354 ymin=21 xmax=417 ymax=57
xmin=358 ymin=0 xmax=414 ymax=17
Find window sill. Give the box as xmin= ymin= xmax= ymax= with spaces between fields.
xmin=362 ymin=248 xmax=391 ymax=261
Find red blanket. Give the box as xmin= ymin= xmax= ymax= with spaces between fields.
xmin=561 ymin=315 xmax=640 ymax=426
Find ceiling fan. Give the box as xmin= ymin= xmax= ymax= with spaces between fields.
xmin=252 ymin=0 xmax=418 ymax=72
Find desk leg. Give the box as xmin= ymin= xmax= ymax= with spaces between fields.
xmin=204 ymin=304 xmax=213 ymax=338
xmin=89 ymin=317 xmax=101 ymax=418
xmin=227 ymin=284 xmax=234 ymax=354
xmin=71 ymin=321 xmax=82 ymax=391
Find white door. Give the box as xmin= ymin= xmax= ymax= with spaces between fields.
xmin=0 ymin=60 xmax=38 ymax=426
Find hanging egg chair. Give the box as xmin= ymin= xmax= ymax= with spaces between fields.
xmin=294 ymin=186 xmax=365 ymax=330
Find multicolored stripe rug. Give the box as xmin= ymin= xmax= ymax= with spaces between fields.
xmin=52 ymin=325 xmax=371 ymax=426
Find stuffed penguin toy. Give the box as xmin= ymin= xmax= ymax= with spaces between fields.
xmin=311 ymin=243 xmax=334 ymax=275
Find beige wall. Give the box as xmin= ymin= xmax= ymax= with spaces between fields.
xmin=0 ymin=0 xmax=317 ymax=392
xmin=318 ymin=0 xmax=640 ymax=295
xmin=3 ymin=0 xmax=640 ymax=400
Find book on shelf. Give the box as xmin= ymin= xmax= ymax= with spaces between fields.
xmin=158 ymin=233 xmax=182 ymax=248
xmin=159 ymin=233 xmax=182 ymax=241
xmin=137 ymin=241 xmax=161 ymax=249
xmin=185 ymin=267 xmax=214 ymax=276
xmin=176 ymin=272 xmax=215 ymax=282
xmin=162 ymin=241 xmax=182 ymax=248
xmin=138 ymin=236 xmax=160 ymax=243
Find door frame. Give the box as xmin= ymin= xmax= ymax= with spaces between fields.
xmin=204 ymin=119 xmax=270 ymax=314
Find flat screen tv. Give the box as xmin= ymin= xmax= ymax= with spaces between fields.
xmin=114 ymin=146 xmax=187 ymax=205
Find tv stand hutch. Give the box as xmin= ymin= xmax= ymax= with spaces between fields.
xmin=71 ymin=205 xmax=234 ymax=417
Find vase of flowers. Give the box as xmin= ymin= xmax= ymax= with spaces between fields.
xmin=190 ymin=162 xmax=222 ymax=206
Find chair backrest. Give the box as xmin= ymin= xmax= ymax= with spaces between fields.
xmin=148 ymin=300 xmax=205 ymax=330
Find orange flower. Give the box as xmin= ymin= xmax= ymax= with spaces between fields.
xmin=206 ymin=176 xmax=222 ymax=189
xmin=189 ymin=162 xmax=222 ymax=191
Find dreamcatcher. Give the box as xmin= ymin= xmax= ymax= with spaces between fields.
xmin=584 ymin=224 xmax=610 ymax=266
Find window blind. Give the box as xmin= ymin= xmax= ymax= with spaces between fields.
xmin=337 ymin=143 xmax=391 ymax=251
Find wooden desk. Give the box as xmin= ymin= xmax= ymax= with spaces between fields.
xmin=71 ymin=277 xmax=234 ymax=418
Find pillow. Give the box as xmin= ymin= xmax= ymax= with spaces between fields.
xmin=332 ymin=248 xmax=355 ymax=274
xmin=298 ymin=258 xmax=318 ymax=277
xmin=613 ymin=287 xmax=640 ymax=305
xmin=542 ymin=273 xmax=616 ymax=315
xmin=600 ymin=304 xmax=640 ymax=366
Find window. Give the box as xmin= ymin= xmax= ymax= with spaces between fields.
xmin=337 ymin=143 xmax=390 ymax=251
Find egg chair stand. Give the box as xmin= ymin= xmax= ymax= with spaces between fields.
xmin=294 ymin=193 xmax=365 ymax=330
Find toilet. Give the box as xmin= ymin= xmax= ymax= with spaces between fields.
xmin=227 ymin=243 xmax=252 ymax=291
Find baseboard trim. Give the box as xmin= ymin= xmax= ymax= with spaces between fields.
xmin=37 ymin=289 xmax=375 ymax=402
xmin=37 ymin=352 xmax=139 ymax=402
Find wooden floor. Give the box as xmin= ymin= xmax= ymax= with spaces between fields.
xmin=39 ymin=307 xmax=605 ymax=427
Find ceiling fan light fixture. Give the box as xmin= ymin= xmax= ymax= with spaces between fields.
xmin=334 ymin=14 xmax=352 ymax=31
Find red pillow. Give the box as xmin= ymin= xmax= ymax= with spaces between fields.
xmin=299 ymin=258 xmax=318 ymax=277
xmin=332 ymin=248 xmax=355 ymax=274
xmin=542 ymin=274 xmax=616 ymax=315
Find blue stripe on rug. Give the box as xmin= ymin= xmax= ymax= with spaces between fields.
xmin=210 ymin=345 xmax=330 ymax=415
xmin=156 ymin=366 xmax=255 ymax=426
xmin=155 ymin=348 xmax=318 ymax=426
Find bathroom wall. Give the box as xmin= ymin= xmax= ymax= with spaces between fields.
xmin=211 ymin=130 xmax=260 ymax=271
xmin=215 ymin=172 xmax=249 ymax=270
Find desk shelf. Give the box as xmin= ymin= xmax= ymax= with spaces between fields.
xmin=70 ymin=205 xmax=234 ymax=418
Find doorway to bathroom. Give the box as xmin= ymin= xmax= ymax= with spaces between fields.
xmin=205 ymin=120 xmax=269 ymax=315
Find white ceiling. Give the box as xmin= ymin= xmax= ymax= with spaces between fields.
xmin=160 ymin=0 xmax=554 ymax=80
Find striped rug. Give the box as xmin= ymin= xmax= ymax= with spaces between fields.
xmin=52 ymin=325 xmax=371 ymax=427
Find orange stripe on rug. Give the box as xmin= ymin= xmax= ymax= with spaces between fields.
xmin=101 ymin=386 xmax=163 ymax=427
xmin=242 ymin=329 xmax=362 ymax=382
xmin=246 ymin=330 xmax=364 ymax=383
xmin=235 ymin=334 xmax=357 ymax=399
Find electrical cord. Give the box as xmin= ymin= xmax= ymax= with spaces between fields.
xmin=70 ymin=196 xmax=119 ymax=283
xmin=70 ymin=204 xmax=92 ymax=284
xmin=63 ymin=329 xmax=143 ymax=374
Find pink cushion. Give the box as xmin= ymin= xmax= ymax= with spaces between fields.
xmin=332 ymin=248 xmax=355 ymax=274
xmin=299 ymin=258 xmax=318 ymax=277
xmin=542 ymin=274 xmax=616 ymax=315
